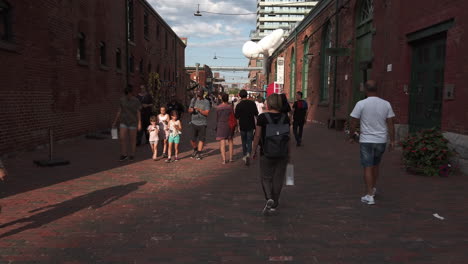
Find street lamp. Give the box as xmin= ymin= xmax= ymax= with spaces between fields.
xmin=213 ymin=53 xmax=218 ymax=59
xmin=194 ymin=4 xmax=202 ymax=16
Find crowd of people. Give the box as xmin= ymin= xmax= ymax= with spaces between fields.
xmin=0 ymin=80 xmax=394 ymax=215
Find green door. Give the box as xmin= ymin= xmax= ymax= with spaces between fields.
xmin=409 ymin=34 xmax=446 ymax=132
xmin=351 ymin=0 xmax=374 ymax=108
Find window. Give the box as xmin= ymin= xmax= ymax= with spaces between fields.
xmin=99 ymin=42 xmax=107 ymax=66
xmin=359 ymin=0 xmax=374 ymax=24
xmin=139 ymin=58 xmax=144 ymax=74
xmin=157 ymin=24 xmax=160 ymax=39
xmin=127 ymin=0 xmax=134 ymax=41
xmin=290 ymin=47 xmax=296 ymax=100
xmin=320 ymin=22 xmax=333 ymax=102
xmin=302 ymin=36 xmax=310 ymax=98
xmin=116 ymin=49 xmax=122 ymax=69
xmin=165 ymin=31 xmax=168 ymax=50
xmin=129 ymin=54 xmax=134 ymax=73
xmin=148 ymin=63 xmax=152 ymax=73
xmin=77 ymin=32 xmax=86 ymax=61
xmin=143 ymin=12 xmax=149 ymax=38
xmin=0 ymin=0 xmax=12 ymax=41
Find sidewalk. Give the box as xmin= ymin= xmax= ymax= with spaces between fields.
xmin=0 ymin=110 xmax=467 ymax=263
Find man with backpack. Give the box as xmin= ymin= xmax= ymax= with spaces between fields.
xmin=235 ymin=89 xmax=258 ymax=166
xmin=252 ymin=93 xmax=290 ymax=215
xmin=292 ymin=91 xmax=308 ymax=146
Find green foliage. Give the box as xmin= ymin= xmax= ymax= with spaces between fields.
xmin=228 ymin=88 xmax=240 ymax=95
xmin=147 ymin=72 xmax=162 ymax=114
xmin=400 ymin=128 xmax=455 ymax=176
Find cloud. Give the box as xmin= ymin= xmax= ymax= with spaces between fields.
xmin=148 ymin=0 xmax=257 ymax=66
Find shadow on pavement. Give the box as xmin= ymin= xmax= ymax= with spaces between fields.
xmin=0 ymin=181 xmax=146 ymax=239
xmin=0 ymin=111 xmax=222 ymax=199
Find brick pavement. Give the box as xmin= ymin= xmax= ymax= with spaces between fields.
xmin=1 ymin=110 xmax=468 ymax=263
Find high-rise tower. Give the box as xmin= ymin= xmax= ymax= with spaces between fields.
xmin=250 ymin=0 xmax=318 ymax=41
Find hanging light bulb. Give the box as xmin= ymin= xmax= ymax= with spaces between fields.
xmin=213 ymin=53 xmax=218 ymax=59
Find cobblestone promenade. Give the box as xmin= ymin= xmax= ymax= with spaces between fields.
xmin=1 ymin=110 xmax=467 ymax=263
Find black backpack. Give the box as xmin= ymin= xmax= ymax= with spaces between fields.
xmin=262 ymin=113 xmax=290 ymax=158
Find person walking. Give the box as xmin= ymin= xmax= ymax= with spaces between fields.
xmin=136 ymin=84 xmax=153 ymax=146
xmin=158 ymin=107 xmax=170 ymax=158
xmin=147 ymin=116 xmax=159 ymax=161
xmin=188 ymin=89 xmax=211 ymax=160
xmin=216 ymin=93 xmax=235 ymax=164
xmin=112 ymin=86 xmax=142 ymax=161
xmin=292 ymin=91 xmax=309 ymax=146
xmin=280 ymin=93 xmax=292 ymax=115
xmin=165 ymin=110 xmax=182 ymax=163
xmin=255 ymin=96 xmax=265 ymax=115
xmin=235 ymin=89 xmax=259 ymax=166
xmin=167 ymin=96 xmax=185 ymax=120
xmin=349 ymin=80 xmax=395 ymax=205
xmin=252 ymin=93 xmax=290 ymax=215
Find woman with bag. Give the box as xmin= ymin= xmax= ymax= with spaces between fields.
xmin=216 ymin=93 xmax=235 ymax=164
xmin=252 ymin=93 xmax=290 ymax=215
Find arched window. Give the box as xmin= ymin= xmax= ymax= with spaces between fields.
xmin=289 ymin=47 xmax=296 ymax=100
xmin=302 ymin=36 xmax=310 ymax=98
xmin=320 ymin=22 xmax=333 ymax=102
xmin=99 ymin=41 xmax=106 ymax=66
xmin=77 ymin=32 xmax=86 ymax=61
xmin=359 ymin=0 xmax=374 ymax=25
xmin=143 ymin=11 xmax=149 ymax=38
xmin=0 ymin=0 xmax=12 ymax=41
xmin=115 ymin=49 xmax=122 ymax=69
xmin=127 ymin=0 xmax=134 ymax=41
xmin=139 ymin=58 xmax=144 ymax=74
xmin=129 ymin=54 xmax=134 ymax=73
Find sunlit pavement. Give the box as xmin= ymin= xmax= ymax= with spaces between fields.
xmin=1 ymin=110 xmax=468 ymax=263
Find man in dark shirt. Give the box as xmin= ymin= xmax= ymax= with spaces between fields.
xmin=167 ymin=96 xmax=185 ymax=120
xmin=235 ymin=89 xmax=258 ymax=166
xmin=292 ymin=91 xmax=308 ymax=146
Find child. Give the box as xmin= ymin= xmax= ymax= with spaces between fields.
xmin=165 ymin=110 xmax=182 ymax=163
xmin=158 ymin=107 xmax=170 ymax=158
xmin=147 ymin=116 xmax=159 ymax=161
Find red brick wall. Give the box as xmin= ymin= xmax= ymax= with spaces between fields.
xmin=268 ymin=0 xmax=468 ymax=134
xmin=0 ymin=0 xmax=186 ymax=154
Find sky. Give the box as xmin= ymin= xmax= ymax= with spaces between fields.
xmin=148 ymin=0 xmax=257 ymax=84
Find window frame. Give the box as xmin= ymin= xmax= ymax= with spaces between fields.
xmin=99 ymin=41 xmax=107 ymax=66
xmin=319 ymin=22 xmax=333 ymax=103
xmin=77 ymin=32 xmax=86 ymax=61
xmin=0 ymin=0 xmax=13 ymax=42
xmin=143 ymin=11 xmax=149 ymax=39
xmin=116 ymin=48 xmax=122 ymax=70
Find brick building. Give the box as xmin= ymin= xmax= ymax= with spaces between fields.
xmin=267 ymin=0 xmax=468 ymax=171
xmin=0 ymin=0 xmax=186 ymax=154
xmin=187 ymin=65 xmax=213 ymax=93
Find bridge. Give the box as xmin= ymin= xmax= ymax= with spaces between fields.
xmin=185 ymin=66 xmax=263 ymax=72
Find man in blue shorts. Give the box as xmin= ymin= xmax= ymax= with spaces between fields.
xmin=349 ymin=80 xmax=395 ymax=205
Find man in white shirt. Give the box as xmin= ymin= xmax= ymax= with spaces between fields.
xmin=349 ymin=80 xmax=395 ymax=205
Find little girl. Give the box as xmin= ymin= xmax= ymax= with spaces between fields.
xmin=147 ymin=116 xmax=159 ymax=161
xmin=165 ymin=110 xmax=182 ymax=163
xmin=158 ymin=107 xmax=170 ymax=158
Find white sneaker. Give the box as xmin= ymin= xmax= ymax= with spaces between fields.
xmin=361 ymin=195 xmax=375 ymax=205
xmin=262 ymin=199 xmax=274 ymax=215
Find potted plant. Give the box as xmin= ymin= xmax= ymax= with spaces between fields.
xmin=400 ymin=128 xmax=457 ymax=177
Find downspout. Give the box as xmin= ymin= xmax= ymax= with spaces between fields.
xmin=332 ymin=0 xmax=339 ymax=120
xmin=125 ymin=0 xmax=129 ymax=88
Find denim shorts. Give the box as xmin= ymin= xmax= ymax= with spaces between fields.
xmin=360 ymin=143 xmax=387 ymax=167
